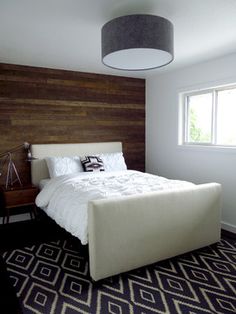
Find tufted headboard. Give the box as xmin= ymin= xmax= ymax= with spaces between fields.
xmin=31 ymin=142 xmax=122 ymax=186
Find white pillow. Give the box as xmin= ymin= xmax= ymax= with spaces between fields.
xmin=45 ymin=156 xmax=83 ymax=178
xmin=98 ymin=152 xmax=127 ymax=172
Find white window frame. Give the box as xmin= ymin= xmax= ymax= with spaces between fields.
xmin=180 ymin=84 xmax=236 ymax=148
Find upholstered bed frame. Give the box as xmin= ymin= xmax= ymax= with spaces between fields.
xmin=31 ymin=142 xmax=222 ymax=281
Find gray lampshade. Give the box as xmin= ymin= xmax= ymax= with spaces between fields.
xmin=102 ymin=14 xmax=174 ymax=71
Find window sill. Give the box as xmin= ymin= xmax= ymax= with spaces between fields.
xmin=177 ymin=144 xmax=236 ymax=154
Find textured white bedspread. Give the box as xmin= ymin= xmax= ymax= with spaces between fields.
xmin=36 ymin=170 xmax=194 ymax=244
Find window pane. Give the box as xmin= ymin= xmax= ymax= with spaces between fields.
xmin=217 ymin=88 xmax=236 ymax=145
xmin=187 ymin=93 xmax=212 ymax=143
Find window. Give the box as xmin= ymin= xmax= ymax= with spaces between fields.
xmin=181 ymin=85 xmax=236 ymax=147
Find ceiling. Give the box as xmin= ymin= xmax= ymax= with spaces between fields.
xmin=0 ymin=0 xmax=236 ymax=78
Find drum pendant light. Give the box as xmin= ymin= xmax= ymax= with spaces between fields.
xmin=102 ymin=14 xmax=174 ymax=71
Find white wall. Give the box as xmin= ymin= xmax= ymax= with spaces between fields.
xmin=146 ymin=53 xmax=236 ymax=233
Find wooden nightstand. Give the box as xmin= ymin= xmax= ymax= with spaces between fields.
xmin=0 ymin=185 xmax=39 ymax=224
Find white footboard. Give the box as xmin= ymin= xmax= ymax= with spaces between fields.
xmin=88 ymin=183 xmax=221 ymax=281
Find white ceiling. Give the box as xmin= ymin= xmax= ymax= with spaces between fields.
xmin=0 ymin=0 xmax=236 ymax=78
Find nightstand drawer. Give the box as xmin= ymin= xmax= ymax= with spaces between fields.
xmin=1 ymin=186 xmax=38 ymax=208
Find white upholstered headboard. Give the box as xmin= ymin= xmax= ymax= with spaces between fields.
xmin=31 ymin=142 xmax=122 ymax=186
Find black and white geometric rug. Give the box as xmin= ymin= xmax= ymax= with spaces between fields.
xmin=1 ymin=234 xmax=236 ymax=314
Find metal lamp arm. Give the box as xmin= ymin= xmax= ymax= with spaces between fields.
xmin=0 ymin=142 xmax=30 ymax=189
xmin=0 ymin=142 xmax=30 ymax=158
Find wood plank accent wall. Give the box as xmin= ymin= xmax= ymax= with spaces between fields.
xmin=0 ymin=63 xmax=145 ymax=186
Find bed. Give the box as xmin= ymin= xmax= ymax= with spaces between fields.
xmin=31 ymin=142 xmax=222 ymax=281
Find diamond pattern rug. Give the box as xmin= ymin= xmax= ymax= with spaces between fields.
xmin=1 ymin=234 xmax=236 ymax=314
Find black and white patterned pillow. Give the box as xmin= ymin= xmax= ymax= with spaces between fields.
xmin=81 ymin=156 xmax=105 ymax=172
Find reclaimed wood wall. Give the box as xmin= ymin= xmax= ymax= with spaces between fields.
xmin=0 ymin=63 xmax=145 ymax=185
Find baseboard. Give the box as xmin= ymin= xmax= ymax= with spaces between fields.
xmin=221 ymin=221 xmax=236 ymax=234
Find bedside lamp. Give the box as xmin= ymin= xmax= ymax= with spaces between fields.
xmin=0 ymin=142 xmax=35 ymax=190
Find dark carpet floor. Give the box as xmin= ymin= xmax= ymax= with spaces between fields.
xmin=0 ymin=218 xmax=235 ymax=314
xmin=0 ymin=254 xmax=22 ymax=314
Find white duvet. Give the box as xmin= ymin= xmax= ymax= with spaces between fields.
xmin=36 ymin=170 xmax=194 ymax=245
